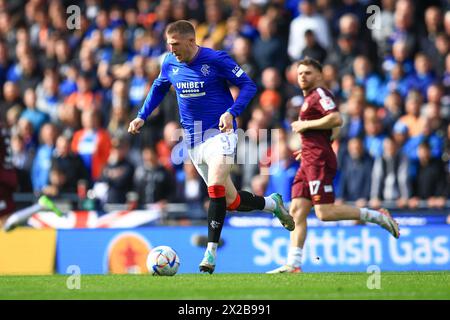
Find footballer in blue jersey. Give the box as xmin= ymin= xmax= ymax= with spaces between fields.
xmin=129 ymin=20 xmax=294 ymax=274
xmin=136 ymin=45 xmax=256 ymax=147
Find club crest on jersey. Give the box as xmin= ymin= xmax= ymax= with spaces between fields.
xmin=301 ymin=102 xmax=309 ymax=112
xmin=172 ymin=67 xmax=179 ymax=75
xmin=201 ymin=64 xmax=210 ymax=76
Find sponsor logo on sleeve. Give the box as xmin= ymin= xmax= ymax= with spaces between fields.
xmin=319 ymin=97 xmax=336 ymax=111
xmin=232 ymin=65 xmax=244 ymax=77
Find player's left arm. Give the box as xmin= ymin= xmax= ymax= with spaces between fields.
xmin=292 ymin=111 xmax=343 ymax=134
xmin=216 ymin=51 xmax=257 ymax=131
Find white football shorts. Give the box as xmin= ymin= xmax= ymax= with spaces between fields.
xmin=187 ymin=131 xmax=238 ymax=184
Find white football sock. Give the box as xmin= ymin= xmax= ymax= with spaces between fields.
xmin=359 ymin=208 xmax=382 ymax=223
xmin=286 ymin=247 xmax=303 ymax=267
xmin=206 ymin=242 xmax=218 ymax=256
xmin=263 ymin=196 xmax=276 ymax=211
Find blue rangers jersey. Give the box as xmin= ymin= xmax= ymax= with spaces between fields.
xmin=137 ymin=47 xmax=257 ymax=147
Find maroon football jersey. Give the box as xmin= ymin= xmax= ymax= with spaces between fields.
xmin=299 ymin=87 xmax=338 ymax=168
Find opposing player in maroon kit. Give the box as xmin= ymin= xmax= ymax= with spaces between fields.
xmin=267 ymin=58 xmax=400 ymax=273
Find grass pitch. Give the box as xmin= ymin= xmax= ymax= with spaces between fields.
xmin=0 ymin=272 xmax=449 ymax=300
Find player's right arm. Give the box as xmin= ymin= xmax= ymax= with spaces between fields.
xmin=291 ymin=111 xmax=342 ymax=134
xmin=128 ymin=56 xmax=171 ymax=135
xmin=292 ymin=89 xmax=342 ymax=134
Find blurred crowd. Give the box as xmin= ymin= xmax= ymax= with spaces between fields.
xmin=0 ymin=0 xmax=449 ymax=214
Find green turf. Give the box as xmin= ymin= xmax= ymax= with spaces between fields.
xmin=0 ymin=272 xmax=449 ymax=300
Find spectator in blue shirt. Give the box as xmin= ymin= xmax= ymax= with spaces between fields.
xmin=31 ymin=123 xmax=58 ymax=192
xmin=129 ymin=55 xmax=148 ymax=110
xmin=59 ymin=64 xmax=78 ymax=97
xmin=380 ymin=91 xmax=403 ymax=133
xmin=222 ymin=13 xmax=258 ymax=51
xmin=382 ymin=40 xmax=414 ymax=78
xmin=89 ymin=9 xmax=114 ymax=43
xmin=392 ymin=119 xmax=410 ymax=155
xmin=378 ymin=63 xmax=409 ymax=103
xmin=138 ymin=30 xmax=166 ymax=58
xmin=352 ymin=55 xmax=383 ymax=106
xmin=20 ymin=88 xmax=49 ymax=135
xmin=340 ymin=94 xmax=365 ymax=141
xmin=405 ymin=53 xmax=436 ymax=100
xmin=386 ymin=0 xmax=417 ymax=53
xmin=403 ymin=117 xmax=444 ymax=162
xmin=364 ymin=108 xmax=387 ymax=159
xmin=36 ymin=69 xmax=62 ymax=123
xmin=338 ymin=93 xmax=365 ymax=163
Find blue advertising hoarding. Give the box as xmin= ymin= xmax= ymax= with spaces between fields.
xmin=56 ymin=225 xmax=450 ymax=274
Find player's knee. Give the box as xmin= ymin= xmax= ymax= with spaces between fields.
xmin=290 ymin=203 xmax=307 ymax=223
xmin=208 ymin=170 xmax=228 ymax=186
xmin=289 ymin=207 xmax=301 ymax=220
xmin=292 ymin=213 xmax=307 ymax=226
xmin=290 ymin=197 xmax=313 ymax=219
xmin=208 ymin=176 xmax=226 ymax=186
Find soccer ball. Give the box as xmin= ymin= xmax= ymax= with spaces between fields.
xmin=146 ymin=246 xmax=180 ymax=276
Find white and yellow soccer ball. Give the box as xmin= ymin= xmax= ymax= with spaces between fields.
xmin=146 ymin=246 xmax=180 ymax=276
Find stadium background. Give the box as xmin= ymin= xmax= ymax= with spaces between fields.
xmin=0 ymin=0 xmax=449 ymax=275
